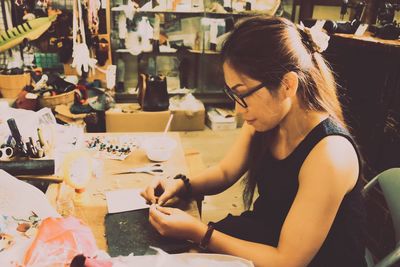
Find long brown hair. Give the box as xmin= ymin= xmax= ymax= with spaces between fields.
xmin=221 ymin=16 xmax=346 ymax=209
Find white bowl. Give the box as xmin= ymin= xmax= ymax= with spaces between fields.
xmin=143 ymin=136 xmax=177 ymax=162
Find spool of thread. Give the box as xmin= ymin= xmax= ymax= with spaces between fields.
xmin=0 ymin=146 xmax=13 ymax=160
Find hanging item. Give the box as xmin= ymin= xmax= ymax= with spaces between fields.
xmin=137 ymin=16 xmax=153 ymax=52
xmin=1 ymin=0 xmax=12 ymax=57
xmin=36 ymin=0 xmax=50 ymax=12
xmin=87 ymin=0 xmax=100 ymax=34
xmin=71 ymin=0 xmax=97 ymax=76
xmin=0 ymin=14 xmax=58 ymax=53
xmin=92 ymin=36 xmax=108 ymax=66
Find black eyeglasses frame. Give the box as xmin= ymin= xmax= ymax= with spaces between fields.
xmin=223 ymin=82 xmax=267 ymax=108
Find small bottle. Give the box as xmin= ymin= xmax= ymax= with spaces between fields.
xmin=56 ymin=183 xmax=75 ymax=217
xmin=223 ymin=0 xmax=232 ymax=12
xmin=194 ymin=31 xmax=201 ymax=51
xmin=148 ymin=57 xmax=156 ymax=75
xmin=116 ymin=58 xmax=126 ymax=92
xmin=209 ymin=20 xmax=218 ymax=51
xmin=192 ymin=0 xmax=200 ymax=10
xmin=245 ymin=1 xmax=251 ymax=11
xmin=152 ymin=15 xmax=161 ymax=53
xmin=166 ymin=0 xmax=173 ymax=10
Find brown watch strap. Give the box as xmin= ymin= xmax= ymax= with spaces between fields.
xmin=199 ymin=222 xmax=215 ymax=250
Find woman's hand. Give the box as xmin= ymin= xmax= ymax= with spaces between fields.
xmin=140 ymin=177 xmax=184 ymax=206
xmin=149 ymin=204 xmax=207 ymax=243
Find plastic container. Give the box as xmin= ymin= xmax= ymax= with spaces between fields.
xmin=34 ymin=53 xmax=62 ymax=69
xmin=142 ymin=136 xmax=177 ymax=162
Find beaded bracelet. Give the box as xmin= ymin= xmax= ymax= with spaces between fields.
xmin=173 ymin=174 xmax=192 ymax=198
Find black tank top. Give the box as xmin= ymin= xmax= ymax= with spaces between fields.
xmin=251 ymin=117 xmax=367 ymax=266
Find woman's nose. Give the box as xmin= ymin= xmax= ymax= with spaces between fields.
xmin=235 ymin=102 xmax=247 ymax=114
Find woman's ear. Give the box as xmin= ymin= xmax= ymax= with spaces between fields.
xmin=281 ymin=72 xmax=299 ymax=98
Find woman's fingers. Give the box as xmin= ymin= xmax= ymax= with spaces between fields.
xmin=150 ymin=204 xmax=170 ymax=217
xmin=149 ymin=209 xmax=161 ymax=231
xmin=157 ymin=191 xmax=174 ymax=206
xmin=155 ymin=205 xmax=174 ymax=215
xmin=142 ymin=177 xmax=182 ymax=206
xmin=139 ymin=189 xmax=148 ymax=201
xmin=149 ymin=205 xmax=168 ymax=230
xmin=140 ymin=190 xmax=158 ymax=205
xmin=141 ymin=179 xmax=163 ymax=204
xmin=142 ymin=186 xmax=156 ymax=204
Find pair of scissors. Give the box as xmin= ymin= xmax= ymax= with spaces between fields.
xmin=113 ymin=163 xmax=164 ymax=176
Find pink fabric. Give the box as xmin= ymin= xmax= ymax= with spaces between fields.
xmin=24 ymin=217 xmax=98 ymax=266
xmin=85 ymin=257 xmax=113 ymax=267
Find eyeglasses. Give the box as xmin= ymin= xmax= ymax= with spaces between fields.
xmin=223 ymin=82 xmax=267 ymax=108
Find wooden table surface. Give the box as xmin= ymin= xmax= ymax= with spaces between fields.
xmin=46 ymin=132 xmax=203 ymax=251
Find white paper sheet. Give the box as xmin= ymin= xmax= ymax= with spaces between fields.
xmin=105 ymin=188 xmax=149 ymax=214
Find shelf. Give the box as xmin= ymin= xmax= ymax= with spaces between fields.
xmin=115 ymin=49 xmax=220 ymax=55
xmin=115 ymin=91 xmax=232 ymax=105
xmin=204 ymin=11 xmax=266 ymax=18
xmin=110 ymin=2 xmax=271 ymax=97
xmin=116 ymin=49 xmax=176 ymax=55
xmin=190 ymin=50 xmax=219 ymax=55
xmin=111 ymin=8 xmax=203 ymax=15
xmin=111 ymin=7 xmax=266 ymax=18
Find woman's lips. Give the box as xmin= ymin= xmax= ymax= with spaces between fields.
xmin=246 ymin=119 xmax=256 ymax=124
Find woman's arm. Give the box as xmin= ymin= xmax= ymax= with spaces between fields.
xmin=142 ymin=122 xmax=255 ymax=205
xmin=202 ymin=135 xmax=359 ymax=267
xmin=189 ymin=122 xmax=255 ymax=196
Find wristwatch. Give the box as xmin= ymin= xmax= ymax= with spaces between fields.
xmin=199 ymin=222 xmax=215 ymax=250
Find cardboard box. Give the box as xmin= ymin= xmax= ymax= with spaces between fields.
xmin=170 ymin=105 xmax=205 ymax=131
xmin=206 ymin=108 xmax=237 ymax=131
xmin=55 ymin=113 xmax=86 ymax=128
xmin=54 ymin=104 xmax=87 ymax=129
xmin=106 ymin=104 xmax=171 ymax=132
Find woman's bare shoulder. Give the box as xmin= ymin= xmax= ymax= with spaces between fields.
xmin=300 ymin=135 xmax=359 ymax=192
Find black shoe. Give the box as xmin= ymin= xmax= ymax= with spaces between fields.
xmin=47 ymin=75 xmax=75 ymax=93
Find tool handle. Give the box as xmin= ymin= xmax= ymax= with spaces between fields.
xmin=7 ymin=118 xmax=22 ymax=144
xmin=0 ymin=159 xmax=55 ymax=175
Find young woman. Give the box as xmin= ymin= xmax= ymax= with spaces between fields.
xmin=141 ymin=16 xmax=366 ymax=267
